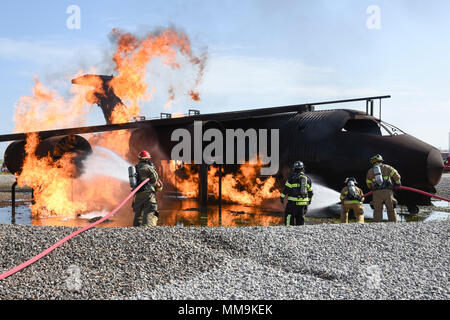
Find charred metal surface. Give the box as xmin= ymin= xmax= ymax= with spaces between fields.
xmin=4 ymin=140 xmax=26 ymax=174
xmin=4 ymin=135 xmax=92 ymax=176
xmin=72 ymin=74 xmax=126 ymax=124
xmin=11 ymin=181 xmax=17 ymax=223
xmin=198 ymin=163 xmax=208 ymax=207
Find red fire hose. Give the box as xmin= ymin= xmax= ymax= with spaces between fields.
xmin=363 ymin=186 xmax=450 ymax=202
xmin=0 ymin=178 xmax=150 ymax=280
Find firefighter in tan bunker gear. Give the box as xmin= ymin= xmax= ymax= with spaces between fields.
xmin=366 ymin=154 xmax=401 ymax=222
xmin=132 ymin=151 xmax=163 ymax=227
xmin=340 ymin=177 xmax=365 ymax=223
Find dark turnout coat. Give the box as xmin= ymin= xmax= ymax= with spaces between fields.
xmin=280 ymin=172 xmax=313 ymax=206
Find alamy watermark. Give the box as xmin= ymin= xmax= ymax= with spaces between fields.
xmin=66 ymin=5 xmax=81 ymax=30
xmin=170 ymin=121 xmax=279 ymax=175
xmin=366 ymin=5 xmax=381 ymax=30
xmin=65 ymin=264 xmax=82 ymax=291
xmin=364 ymin=264 xmax=382 ymax=289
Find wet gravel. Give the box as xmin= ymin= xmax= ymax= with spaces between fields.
xmin=0 ymin=220 xmax=448 ymax=300
xmin=436 ymin=174 xmax=450 ymax=199
xmin=425 ymin=174 xmax=450 ymax=213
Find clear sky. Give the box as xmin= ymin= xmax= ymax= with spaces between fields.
xmin=0 ymin=0 xmax=449 ymax=155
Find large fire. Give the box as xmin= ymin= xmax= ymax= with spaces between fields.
xmin=17 ymin=133 xmax=84 ymax=216
xmin=208 ymin=164 xmax=280 ymax=206
xmin=13 ymin=27 xmax=206 ymax=218
xmin=14 ymin=76 xmax=91 ymax=133
xmin=12 ymin=27 xmax=280 ymax=221
xmin=108 ymin=28 xmax=205 ymax=122
xmin=162 ymin=161 xmax=280 ymax=206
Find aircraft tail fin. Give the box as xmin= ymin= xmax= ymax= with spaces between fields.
xmin=72 ymin=74 xmax=126 ymax=124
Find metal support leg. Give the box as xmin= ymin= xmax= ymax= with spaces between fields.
xmin=218 ymin=164 xmax=222 ymax=226
xmin=11 ymin=181 xmax=17 ymax=224
xmin=198 ymin=163 xmax=208 ymax=207
xmin=198 ymin=163 xmax=208 ymax=226
xmin=379 ymin=98 xmax=382 ymax=121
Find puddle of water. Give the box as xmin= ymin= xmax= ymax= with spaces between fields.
xmin=431 ymin=200 xmax=450 ymax=208
xmin=307 ymin=202 xmax=450 ymax=223
xmin=424 ymin=211 xmax=450 ymax=222
xmin=361 ymin=204 xmax=407 ymax=221
xmin=1 ymin=198 xmax=448 ymax=227
xmin=0 ymin=198 xmax=285 ymax=227
xmin=0 ymin=205 xmax=33 ymax=226
xmin=307 ymin=203 xmax=401 ymax=221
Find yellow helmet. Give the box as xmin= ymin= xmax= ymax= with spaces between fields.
xmin=370 ymin=154 xmax=383 ymax=164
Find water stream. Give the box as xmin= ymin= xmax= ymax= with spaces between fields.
xmin=79 ymin=146 xmax=131 ymax=182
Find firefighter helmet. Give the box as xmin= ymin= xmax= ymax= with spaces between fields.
xmin=293 ymin=161 xmax=305 ymax=172
xmin=138 ymin=150 xmax=151 ymax=160
xmin=370 ymin=154 xmax=384 ymax=164
xmin=344 ymin=177 xmax=357 ymax=184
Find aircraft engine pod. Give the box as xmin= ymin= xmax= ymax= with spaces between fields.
xmin=4 ymin=135 xmax=92 ymax=177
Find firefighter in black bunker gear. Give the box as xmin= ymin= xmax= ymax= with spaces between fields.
xmin=280 ymin=161 xmax=313 ymax=226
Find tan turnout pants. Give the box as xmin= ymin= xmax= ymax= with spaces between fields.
xmin=372 ymin=189 xmax=397 ymax=222
xmin=133 ymin=210 xmax=158 ymax=227
xmin=341 ymin=203 xmax=365 ymax=223
xmin=132 ymin=191 xmax=158 ymax=227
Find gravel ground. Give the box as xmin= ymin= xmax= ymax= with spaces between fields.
xmin=0 ymin=220 xmax=448 ymax=300
xmin=423 ymin=174 xmax=450 ymax=213
xmin=436 ymin=174 xmax=450 ymax=199
xmin=0 ymin=173 xmax=448 ymax=300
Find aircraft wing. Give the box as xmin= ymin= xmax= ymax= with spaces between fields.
xmin=0 ymin=95 xmax=389 ymax=142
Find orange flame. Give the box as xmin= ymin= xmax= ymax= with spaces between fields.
xmin=208 ymin=163 xmax=280 ymax=206
xmin=108 ymin=28 xmax=207 ymax=123
xmin=14 ymin=76 xmax=91 ymax=133
xmin=17 ymin=133 xmax=84 ymax=217
xmin=162 ymin=161 xmax=199 ymax=198
xmin=13 ymin=27 xmax=207 ymax=218
xmin=87 ymin=130 xmax=131 ymax=159
xmin=162 ymin=160 xmax=280 ymax=206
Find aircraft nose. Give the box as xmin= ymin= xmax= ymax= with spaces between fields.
xmin=427 ymin=148 xmax=444 ymax=186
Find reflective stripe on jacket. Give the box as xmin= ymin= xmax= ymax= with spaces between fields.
xmin=281 ymin=172 xmax=313 ymax=206
xmin=366 ymin=164 xmax=401 ymax=191
xmin=340 ymin=186 xmax=365 ymax=205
